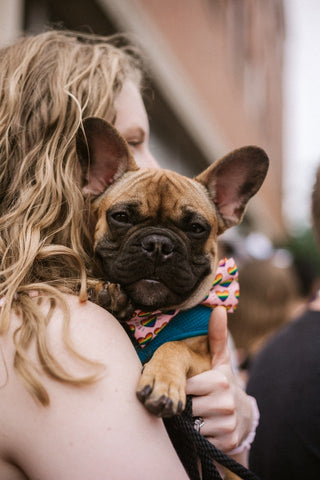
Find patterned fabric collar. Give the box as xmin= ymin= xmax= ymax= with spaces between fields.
xmin=126 ymin=257 xmax=239 ymax=348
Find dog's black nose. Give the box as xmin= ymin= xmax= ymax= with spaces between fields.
xmin=141 ymin=234 xmax=174 ymax=261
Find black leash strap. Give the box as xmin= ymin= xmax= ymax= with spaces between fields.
xmin=164 ymin=396 xmax=260 ymax=480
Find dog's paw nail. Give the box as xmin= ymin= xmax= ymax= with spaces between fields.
xmin=136 ymin=385 xmax=152 ymax=402
xmin=145 ymin=395 xmax=167 ymax=416
xmin=177 ymin=400 xmax=183 ymax=414
xmin=161 ymin=398 xmax=174 ymax=417
xmin=144 ymin=395 xmax=176 ymax=417
xmin=143 ymin=385 xmax=152 ymax=397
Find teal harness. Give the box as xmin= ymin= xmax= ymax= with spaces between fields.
xmin=132 ymin=305 xmax=212 ymax=364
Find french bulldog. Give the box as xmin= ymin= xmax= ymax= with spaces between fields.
xmin=76 ymin=117 xmax=269 ymax=418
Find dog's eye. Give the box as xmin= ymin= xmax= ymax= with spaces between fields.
xmin=111 ymin=212 xmax=130 ymax=224
xmin=190 ymin=223 xmax=206 ymax=235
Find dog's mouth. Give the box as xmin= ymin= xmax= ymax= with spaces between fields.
xmin=95 ymin=227 xmax=213 ymax=310
xmin=125 ymin=278 xmax=181 ymax=310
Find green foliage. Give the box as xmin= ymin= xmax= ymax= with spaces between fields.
xmin=282 ymin=228 xmax=320 ymax=296
xmin=286 ymin=229 xmax=320 ymax=271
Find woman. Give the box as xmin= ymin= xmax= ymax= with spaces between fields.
xmin=0 ymin=30 xmax=257 ymax=479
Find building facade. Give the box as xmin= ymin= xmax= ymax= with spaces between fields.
xmin=0 ymin=0 xmax=286 ymax=240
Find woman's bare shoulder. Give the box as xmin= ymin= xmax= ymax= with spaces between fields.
xmin=0 ymin=295 xmax=188 ymax=479
xmin=1 ymin=293 xmax=141 ymax=376
xmin=58 ymin=294 xmax=139 ymax=364
xmin=34 ymin=293 xmax=144 ymax=396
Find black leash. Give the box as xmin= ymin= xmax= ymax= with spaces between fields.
xmin=126 ymin=325 xmax=259 ymax=479
xmin=164 ymin=396 xmax=260 ymax=480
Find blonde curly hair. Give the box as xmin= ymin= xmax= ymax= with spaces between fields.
xmin=0 ymin=30 xmax=143 ymax=405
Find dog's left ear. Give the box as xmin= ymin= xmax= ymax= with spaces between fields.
xmin=195 ymin=146 xmax=269 ymax=234
xmin=76 ymin=117 xmax=138 ymax=196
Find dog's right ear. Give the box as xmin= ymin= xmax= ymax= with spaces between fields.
xmin=76 ymin=117 xmax=139 ymax=196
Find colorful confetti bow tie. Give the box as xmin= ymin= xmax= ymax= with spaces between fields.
xmin=126 ymin=257 xmax=239 ymax=348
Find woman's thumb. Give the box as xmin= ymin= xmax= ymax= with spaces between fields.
xmin=208 ymin=306 xmax=229 ymax=366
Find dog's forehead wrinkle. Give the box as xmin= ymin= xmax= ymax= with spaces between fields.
xmin=97 ymin=168 xmax=218 ymax=229
xmin=120 ymin=169 xmax=188 ymax=205
xmin=159 ymin=170 xmax=187 ymax=192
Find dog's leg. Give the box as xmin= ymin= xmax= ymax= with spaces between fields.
xmin=136 ymin=336 xmax=211 ymax=417
xmin=137 ymin=337 xmax=243 ymax=480
xmin=93 ymin=281 xmax=134 ymax=320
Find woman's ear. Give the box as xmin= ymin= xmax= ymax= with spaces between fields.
xmin=76 ymin=117 xmax=138 ymax=197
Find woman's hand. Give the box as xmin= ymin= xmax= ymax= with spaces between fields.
xmin=186 ymin=307 xmax=256 ymax=458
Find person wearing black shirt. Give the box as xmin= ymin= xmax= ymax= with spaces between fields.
xmin=247 ymin=166 xmax=320 ymax=479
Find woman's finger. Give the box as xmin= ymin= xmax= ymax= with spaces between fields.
xmin=186 ymin=368 xmax=229 ymax=396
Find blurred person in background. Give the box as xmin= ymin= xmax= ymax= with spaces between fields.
xmin=228 ymin=256 xmax=301 ymax=384
xmin=246 ymin=165 xmax=320 ymax=479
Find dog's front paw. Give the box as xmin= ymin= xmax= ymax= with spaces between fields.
xmin=96 ymin=282 xmax=134 ymax=321
xmin=136 ymin=364 xmax=186 ymax=417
